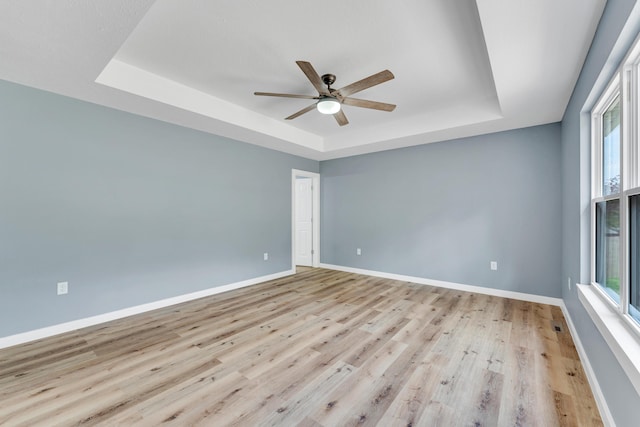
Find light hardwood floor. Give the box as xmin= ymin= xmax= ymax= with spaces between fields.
xmin=0 ymin=268 xmax=602 ymax=426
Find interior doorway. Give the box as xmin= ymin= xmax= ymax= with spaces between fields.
xmin=295 ymin=177 xmax=313 ymax=266
xmin=292 ymin=169 xmax=320 ymax=269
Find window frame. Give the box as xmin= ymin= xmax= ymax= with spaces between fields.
xmin=591 ymin=76 xmax=623 ymax=308
xmin=590 ymin=37 xmax=640 ymax=340
xmin=591 ymin=79 xmax=621 ymax=199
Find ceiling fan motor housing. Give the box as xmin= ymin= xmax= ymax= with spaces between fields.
xmin=321 ymin=74 xmax=336 ymax=88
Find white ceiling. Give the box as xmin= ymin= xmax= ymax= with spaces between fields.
xmin=0 ymin=0 xmax=605 ymax=160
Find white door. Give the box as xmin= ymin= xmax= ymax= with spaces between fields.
xmin=295 ymin=177 xmax=313 ymax=266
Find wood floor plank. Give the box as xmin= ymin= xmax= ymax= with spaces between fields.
xmin=113 ymin=365 xmax=245 ymax=425
xmin=376 ymin=354 xmax=446 ymax=426
xmin=211 ymin=348 xmax=322 ymax=425
xmin=461 ymin=368 xmax=505 ymax=426
xmin=308 ymin=338 xmax=409 ymax=426
xmin=0 ymin=268 xmax=602 ymax=426
xmin=335 ymin=340 xmax=437 ymax=426
xmin=259 ymin=360 xmax=356 ymax=426
xmin=562 ymin=357 xmax=603 ymax=426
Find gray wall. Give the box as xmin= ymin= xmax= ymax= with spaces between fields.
xmin=561 ymin=0 xmax=640 ymax=425
xmin=0 ymin=79 xmax=317 ymax=337
xmin=320 ymin=123 xmax=562 ymax=298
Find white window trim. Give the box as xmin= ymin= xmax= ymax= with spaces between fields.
xmin=585 ymin=28 xmax=640 ymax=399
xmin=578 ymin=283 xmax=640 ymax=396
xmin=589 ymin=32 xmax=640 ymax=315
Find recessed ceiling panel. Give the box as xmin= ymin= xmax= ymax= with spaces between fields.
xmin=105 ymin=0 xmax=501 ymax=142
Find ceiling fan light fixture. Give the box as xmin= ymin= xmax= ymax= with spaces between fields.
xmin=316 ymin=97 xmax=341 ymax=115
xmin=254 ymin=61 xmax=395 ymax=126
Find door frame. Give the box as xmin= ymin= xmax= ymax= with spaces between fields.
xmin=292 ymin=169 xmax=320 ymax=268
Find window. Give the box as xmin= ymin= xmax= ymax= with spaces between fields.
xmin=584 ymin=22 xmax=640 ymax=404
xmin=591 ymin=41 xmax=640 ymax=333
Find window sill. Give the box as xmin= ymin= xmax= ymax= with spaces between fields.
xmin=578 ymin=283 xmax=640 ymax=396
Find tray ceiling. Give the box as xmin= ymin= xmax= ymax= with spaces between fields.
xmin=0 ymin=0 xmax=605 ymax=160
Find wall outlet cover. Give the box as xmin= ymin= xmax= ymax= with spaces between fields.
xmin=57 ymin=281 xmax=68 ymax=295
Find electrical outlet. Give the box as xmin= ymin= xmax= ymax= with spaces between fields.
xmin=263 ymin=252 xmax=269 ymax=261
xmin=568 ymin=277 xmax=571 ymax=290
xmin=490 ymin=261 xmax=498 ymax=271
xmin=57 ymin=281 xmax=68 ymax=295
xmin=356 ymin=248 xmax=362 ymax=256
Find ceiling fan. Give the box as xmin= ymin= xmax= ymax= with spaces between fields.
xmin=254 ymin=61 xmax=396 ymax=126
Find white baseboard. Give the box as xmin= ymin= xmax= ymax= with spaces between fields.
xmin=560 ymin=302 xmax=615 ymax=427
xmin=0 ymin=269 xmax=295 ymax=350
xmin=319 ymin=263 xmax=563 ymax=306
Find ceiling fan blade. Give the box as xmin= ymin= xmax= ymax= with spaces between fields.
xmin=336 ymin=70 xmax=394 ymax=98
xmin=296 ymin=61 xmax=329 ymax=95
xmin=285 ymin=103 xmax=317 ymax=120
xmin=254 ymin=92 xmax=319 ymax=100
xmin=333 ymin=109 xmax=349 ymax=126
xmin=342 ymin=97 xmax=396 ymax=112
